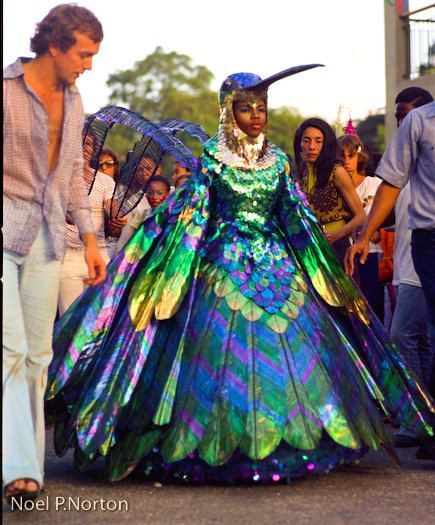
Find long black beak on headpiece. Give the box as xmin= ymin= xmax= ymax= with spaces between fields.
xmin=248 ymin=64 xmax=324 ymax=92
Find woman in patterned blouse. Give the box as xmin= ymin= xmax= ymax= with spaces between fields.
xmin=294 ymin=118 xmax=365 ymax=264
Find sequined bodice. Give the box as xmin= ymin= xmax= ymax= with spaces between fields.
xmin=199 ymin=136 xmax=301 ymax=314
xmin=209 ymin=163 xmax=282 ymax=237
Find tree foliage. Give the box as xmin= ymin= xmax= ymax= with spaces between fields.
xmin=104 ymin=47 xmax=306 ymax=170
xmin=107 ymin=46 xmax=219 ymax=135
xmin=106 ymin=47 xmax=218 ymax=163
xmin=356 ymin=113 xmax=386 ymax=154
xmin=268 ymin=106 xmax=305 ymax=157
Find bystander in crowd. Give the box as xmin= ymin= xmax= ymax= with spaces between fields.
xmin=337 ymin=133 xmax=384 ymax=321
xmin=3 ymin=4 xmax=105 ymax=507
xmin=346 ymin=96 xmax=435 ymax=459
xmin=172 ymin=161 xmax=192 ymax=188
xmin=294 ymin=118 xmax=366 ymax=264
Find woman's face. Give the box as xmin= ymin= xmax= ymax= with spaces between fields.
xmin=300 ymin=126 xmax=324 ymax=164
xmin=98 ymin=154 xmax=117 ymax=179
xmin=338 ymin=147 xmax=358 ymax=175
xmin=233 ymin=97 xmax=267 ymax=138
xmin=146 ymin=181 xmax=170 ymax=209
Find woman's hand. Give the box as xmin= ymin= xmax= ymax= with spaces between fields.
xmin=109 ymin=217 xmax=128 ymax=229
xmin=324 ymin=229 xmax=342 ymax=243
xmin=108 ymin=216 xmax=128 ymax=238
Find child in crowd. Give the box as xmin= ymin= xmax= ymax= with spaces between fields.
xmin=145 ymin=175 xmax=171 ymax=209
xmin=337 ymin=134 xmax=384 ymax=321
xmin=125 ymin=174 xmax=171 ymax=236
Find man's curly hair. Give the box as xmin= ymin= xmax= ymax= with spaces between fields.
xmin=30 ymin=4 xmax=103 ymax=56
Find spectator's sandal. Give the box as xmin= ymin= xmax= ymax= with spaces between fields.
xmin=4 ymin=479 xmax=40 ymax=509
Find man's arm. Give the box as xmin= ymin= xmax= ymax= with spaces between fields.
xmin=81 ymin=232 xmax=106 ymax=285
xmin=68 ymin=108 xmax=106 ymax=285
xmin=69 ymin=174 xmax=107 ymax=285
xmin=344 ymin=108 xmax=420 ymax=276
xmin=344 ymin=181 xmax=401 ymax=276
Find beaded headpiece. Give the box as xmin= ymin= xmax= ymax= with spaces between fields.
xmin=216 ymin=65 xmax=324 ymax=168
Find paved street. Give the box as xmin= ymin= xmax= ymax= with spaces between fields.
xmin=3 ymin=428 xmax=434 ymax=525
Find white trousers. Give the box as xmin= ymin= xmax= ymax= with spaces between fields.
xmin=3 ymin=221 xmax=61 ymax=487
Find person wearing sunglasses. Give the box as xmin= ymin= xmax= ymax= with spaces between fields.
xmin=97 ymin=149 xmax=129 ymax=258
xmin=98 ymin=148 xmax=119 ymax=180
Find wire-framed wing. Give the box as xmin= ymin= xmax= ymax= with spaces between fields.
xmin=82 ymin=105 xmax=209 ymax=218
xmin=82 ymin=113 xmax=114 ymax=193
xmin=158 ymin=118 xmax=210 ymax=143
xmin=111 ymin=134 xmax=163 ymax=219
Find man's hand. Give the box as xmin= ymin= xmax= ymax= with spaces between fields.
xmin=82 ymin=233 xmax=107 ymax=286
xmin=345 ymin=236 xmax=370 ymax=276
xmin=345 ymin=182 xmax=401 ymax=276
xmin=370 ymin=230 xmax=381 ymax=244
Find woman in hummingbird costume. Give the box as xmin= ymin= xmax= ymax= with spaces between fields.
xmin=46 ymin=65 xmax=434 ymax=483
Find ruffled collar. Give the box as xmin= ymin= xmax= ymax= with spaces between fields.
xmin=214 ymin=129 xmax=277 ymax=170
xmin=202 ymin=134 xmax=286 ymax=175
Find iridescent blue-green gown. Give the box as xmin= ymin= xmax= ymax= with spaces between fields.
xmin=46 ymin=136 xmax=434 ymax=483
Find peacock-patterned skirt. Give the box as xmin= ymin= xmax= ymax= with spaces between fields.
xmin=46 ymin=146 xmax=434 ymax=483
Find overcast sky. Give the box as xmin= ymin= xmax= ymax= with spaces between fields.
xmin=3 ymin=0 xmax=427 ymax=123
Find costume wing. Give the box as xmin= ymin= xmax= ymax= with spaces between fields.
xmin=83 ymin=105 xmax=209 ymax=218
xmin=158 ymin=118 xmax=210 ymax=143
xmin=47 ymin=164 xmax=211 ymax=408
xmin=277 ymin=172 xmax=434 ymax=434
xmin=82 ymin=112 xmax=113 ymax=192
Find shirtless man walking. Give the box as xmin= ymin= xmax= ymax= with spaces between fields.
xmin=3 ymin=4 xmax=105 ymax=506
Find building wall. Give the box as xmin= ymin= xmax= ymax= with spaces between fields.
xmin=384 ymin=2 xmax=434 ymax=141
